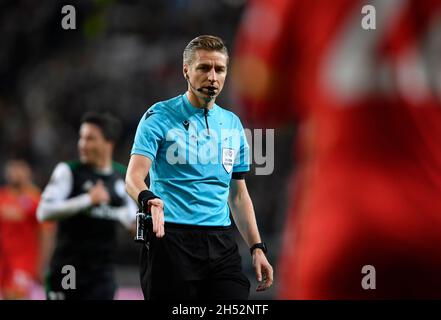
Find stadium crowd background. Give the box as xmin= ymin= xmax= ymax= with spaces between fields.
xmin=0 ymin=0 xmax=293 ymax=299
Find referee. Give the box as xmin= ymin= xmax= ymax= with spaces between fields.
xmin=126 ymin=35 xmax=273 ymax=300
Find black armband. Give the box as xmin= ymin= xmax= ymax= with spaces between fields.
xmin=137 ymin=190 xmax=160 ymax=211
xmin=232 ymin=171 xmax=248 ymax=180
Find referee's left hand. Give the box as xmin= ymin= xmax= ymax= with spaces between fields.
xmin=148 ymin=198 xmax=165 ymax=238
xmin=253 ymin=249 xmax=274 ymax=292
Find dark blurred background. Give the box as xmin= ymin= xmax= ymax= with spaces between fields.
xmin=0 ymin=0 xmax=293 ymax=299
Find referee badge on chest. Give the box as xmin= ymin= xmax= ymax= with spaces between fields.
xmin=222 ymin=148 xmax=235 ymax=173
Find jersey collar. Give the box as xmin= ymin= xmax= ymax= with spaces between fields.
xmin=182 ymin=92 xmax=218 ymax=117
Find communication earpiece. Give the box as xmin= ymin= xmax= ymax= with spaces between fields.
xmin=185 ymin=72 xmax=214 ymax=99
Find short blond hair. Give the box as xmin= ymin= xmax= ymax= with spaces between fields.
xmin=183 ymin=35 xmax=229 ymax=66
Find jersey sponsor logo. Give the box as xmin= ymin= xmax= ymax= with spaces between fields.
xmin=222 ymin=148 xmax=235 ymax=173
xmin=89 ymin=205 xmax=121 ymax=221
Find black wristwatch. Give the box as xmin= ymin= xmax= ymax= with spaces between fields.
xmin=250 ymin=242 xmax=268 ymax=255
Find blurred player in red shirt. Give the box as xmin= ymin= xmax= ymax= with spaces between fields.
xmin=0 ymin=159 xmax=53 ymax=299
xmin=233 ymin=0 xmax=441 ymax=299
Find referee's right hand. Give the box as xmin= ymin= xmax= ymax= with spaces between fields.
xmin=148 ymin=198 xmax=165 ymax=238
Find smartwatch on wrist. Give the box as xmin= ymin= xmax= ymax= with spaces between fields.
xmin=250 ymin=242 xmax=268 ymax=255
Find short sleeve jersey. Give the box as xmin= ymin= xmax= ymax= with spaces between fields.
xmin=131 ymin=93 xmax=250 ymax=226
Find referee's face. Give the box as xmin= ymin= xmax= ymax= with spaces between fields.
xmin=185 ymin=49 xmax=228 ymax=99
xmin=78 ymin=123 xmax=110 ymax=166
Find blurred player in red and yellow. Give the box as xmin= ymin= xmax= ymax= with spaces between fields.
xmin=233 ymin=0 xmax=441 ymax=299
xmin=0 ymin=159 xmax=54 ymax=299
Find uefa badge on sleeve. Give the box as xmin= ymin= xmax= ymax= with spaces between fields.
xmin=222 ymin=148 xmax=235 ymax=173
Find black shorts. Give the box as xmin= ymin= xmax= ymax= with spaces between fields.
xmin=45 ymin=265 xmax=116 ymax=300
xmin=139 ymin=223 xmax=251 ymax=300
